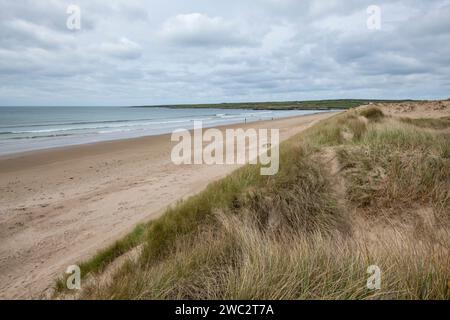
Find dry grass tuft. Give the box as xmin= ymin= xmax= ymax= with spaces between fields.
xmin=400 ymin=117 xmax=450 ymax=130
xmin=360 ymin=107 xmax=384 ymax=122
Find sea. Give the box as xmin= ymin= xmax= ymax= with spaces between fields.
xmin=0 ymin=106 xmax=332 ymax=155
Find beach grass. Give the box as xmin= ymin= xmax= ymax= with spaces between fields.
xmin=54 ymin=223 xmax=148 ymax=293
xmin=399 ymin=116 xmax=450 ymax=130
xmin=55 ymin=108 xmax=449 ymax=300
xmin=359 ymin=107 xmax=385 ymax=122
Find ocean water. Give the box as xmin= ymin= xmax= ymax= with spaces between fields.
xmin=0 ymin=107 xmax=331 ymax=155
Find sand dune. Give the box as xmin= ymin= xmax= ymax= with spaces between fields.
xmin=0 ymin=112 xmax=338 ymax=299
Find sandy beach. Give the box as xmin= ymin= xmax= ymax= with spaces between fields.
xmin=0 ymin=112 xmax=339 ymax=299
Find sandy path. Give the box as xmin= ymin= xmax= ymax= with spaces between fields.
xmin=0 ymin=112 xmax=338 ymax=299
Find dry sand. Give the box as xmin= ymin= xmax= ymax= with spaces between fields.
xmin=360 ymin=99 xmax=450 ymax=118
xmin=0 ymin=112 xmax=339 ymax=299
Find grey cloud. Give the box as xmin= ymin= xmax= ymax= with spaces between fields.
xmin=1 ymin=19 xmax=76 ymax=50
xmin=0 ymin=0 xmax=449 ymax=106
xmin=158 ymin=13 xmax=258 ymax=48
xmin=97 ymin=38 xmax=142 ymax=60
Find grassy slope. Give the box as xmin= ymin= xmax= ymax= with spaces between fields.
xmin=399 ymin=116 xmax=450 ymax=130
xmin=57 ymin=107 xmax=449 ymax=300
xmin=135 ymin=99 xmax=417 ymax=110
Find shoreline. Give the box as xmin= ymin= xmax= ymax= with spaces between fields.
xmin=0 ymin=113 xmax=335 ymax=169
xmin=0 ymin=108 xmax=333 ymax=158
xmin=0 ymin=112 xmax=340 ymax=299
xmin=0 ymin=111 xmax=332 ymax=161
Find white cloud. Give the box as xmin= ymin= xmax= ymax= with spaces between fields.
xmin=159 ymin=13 xmax=255 ymax=47
xmin=97 ymin=37 xmax=142 ymax=60
xmin=3 ymin=19 xmax=75 ymax=49
xmin=0 ymin=0 xmax=449 ymax=106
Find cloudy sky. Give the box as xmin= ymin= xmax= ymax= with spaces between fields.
xmin=1 ymin=0 xmax=449 ymax=106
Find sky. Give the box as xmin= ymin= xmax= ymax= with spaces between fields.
xmin=0 ymin=0 xmax=449 ymax=106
